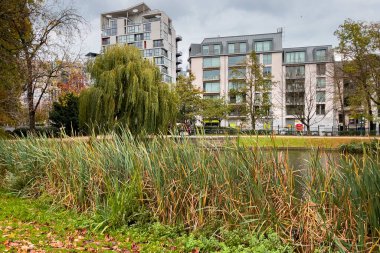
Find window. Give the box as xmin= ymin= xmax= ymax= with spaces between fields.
xmin=254 ymin=93 xmax=262 ymax=104
xmin=316 ymin=91 xmax=326 ymax=102
xmin=134 ymin=41 xmax=143 ymax=49
xmin=203 ymin=82 xmax=220 ymax=93
xmin=202 ymin=45 xmax=209 ymax=55
xmin=143 ymin=23 xmax=151 ymax=32
xmin=316 ymin=104 xmax=325 ymax=115
xmin=286 ymin=105 xmax=304 ymax=115
xmin=154 ymin=57 xmax=162 ymax=65
xmin=117 ymin=36 xmax=126 ymax=44
xmin=204 ymin=94 xmax=220 ymax=99
xmin=263 ymin=54 xmax=272 ymax=65
xmin=285 ymin=51 xmax=306 ymax=63
xmin=228 ymin=43 xmax=235 ymax=54
xmin=153 ymin=39 xmax=163 ymax=47
xmin=229 ymin=82 xmax=245 ymax=91
xmin=316 ymin=77 xmax=326 ymax=88
xmin=229 ymin=94 xmax=246 ymax=103
xmin=126 ymin=35 xmax=134 ymax=43
xmin=203 ymin=57 xmax=220 ymax=68
xmin=228 ymin=56 xmax=245 ymax=66
xmin=240 ymin=43 xmax=247 ymax=53
xmin=317 ymin=64 xmax=326 ymax=75
xmin=144 ymin=49 xmax=153 ymax=57
xmin=213 ymin=45 xmax=221 ymax=54
xmin=127 ymin=25 xmax=140 ymax=33
xmin=286 ymin=79 xmax=305 ymax=91
xmin=203 ymin=70 xmax=220 ymax=80
xmin=255 ymin=41 xmax=272 ymax=52
xmin=286 ymin=66 xmax=305 ymax=78
xmin=135 ymin=34 xmax=143 ymax=41
xmin=263 ymin=66 xmax=272 ymax=76
xmin=144 ymin=32 xmax=151 ymax=40
xmin=154 ymin=48 xmax=161 ymax=56
xmin=102 ymin=37 xmax=110 ymax=45
xmin=315 ymin=49 xmax=327 ymax=61
xmin=228 ymin=68 xmax=246 ymax=79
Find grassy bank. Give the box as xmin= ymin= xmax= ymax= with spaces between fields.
xmin=0 ymin=192 xmax=289 ymax=252
xmin=238 ymin=135 xmax=377 ymax=148
xmin=0 ymin=133 xmax=379 ymax=251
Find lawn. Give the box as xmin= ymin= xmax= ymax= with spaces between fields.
xmin=238 ymin=135 xmax=377 ymax=148
xmin=0 ymin=192 xmax=291 ymax=252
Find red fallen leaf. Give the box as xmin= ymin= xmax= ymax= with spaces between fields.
xmin=171 ymin=246 xmax=177 ymax=250
xmin=50 ymin=240 xmax=64 ymax=248
xmin=105 ymin=234 xmax=115 ymax=242
xmin=192 ymin=249 xmax=200 ymax=253
xmin=131 ymin=242 xmax=140 ymax=253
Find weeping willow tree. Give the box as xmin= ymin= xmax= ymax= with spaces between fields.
xmin=79 ymin=45 xmax=178 ymax=135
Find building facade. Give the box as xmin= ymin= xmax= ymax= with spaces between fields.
xmin=101 ymin=3 xmax=181 ymax=83
xmin=188 ymin=30 xmax=336 ymax=132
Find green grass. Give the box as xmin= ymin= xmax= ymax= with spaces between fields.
xmin=0 ymin=191 xmax=291 ymax=252
xmin=238 ymin=135 xmax=376 ymax=148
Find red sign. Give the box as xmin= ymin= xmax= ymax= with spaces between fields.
xmin=295 ymin=123 xmax=303 ymax=131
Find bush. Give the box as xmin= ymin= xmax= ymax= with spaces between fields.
xmin=12 ymin=126 xmax=60 ymax=138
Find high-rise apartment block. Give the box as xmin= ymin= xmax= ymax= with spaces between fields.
xmin=189 ymin=30 xmax=336 ymax=131
xmin=101 ymin=3 xmax=181 ymax=83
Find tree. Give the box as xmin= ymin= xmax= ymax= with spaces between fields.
xmin=175 ymin=74 xmax=202 ymax=124
xmin=79 ymin=45 xmax=178 ymax=135
xmin=7 ymin=0 xmax=85 ymax=131
xmin=0 ymin=0 xmax=28 ymax=124
xmin=230 ymin=51 xmax=272 ymax=130
xmin=49 ymin=92 xmax=79 ymax=135
xmin=200 ymin=98 xmax=230 ymax=126
xmin=334 ymin=19 xmax=380 ymax=131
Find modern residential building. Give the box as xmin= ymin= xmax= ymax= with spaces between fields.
xmin=100 ymin=3 xmax=181 ymax=83
xmin=188 ymin=30 xmax=336 ymax=132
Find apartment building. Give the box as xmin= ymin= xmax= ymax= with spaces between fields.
xmin=188 ymin=30 xmax=336 ymax=131
xmin=101 ymin=3 xmax=182 ymax=83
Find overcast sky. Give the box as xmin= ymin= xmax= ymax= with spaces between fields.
xmin=65 ymin=0 xmax=380 ymax=69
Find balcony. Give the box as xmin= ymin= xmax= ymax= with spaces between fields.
xmin=176 ymin=35 xmax=182 ymax=42
xmin=176 ymin=67 xmax=182 ymax=73
xmin=176 ymin=51 xmax=182 ymax=57
xmin=176 ymin=58 xmax=182 ymax=65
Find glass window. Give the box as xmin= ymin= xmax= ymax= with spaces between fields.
xmin=204 ymin=94 xmax=220 ymax=99
xmin=285 ymin=51 xmax=306 ymax=63
xmin=202 ymin=45 xmax=209 ymax=55
xmin=239 ymin=43 xmax=247 ymax=53
xmin=228 ymin=56 xmax=245 ymax=66
xmin=203 ymin=57 xmax=220 ymax=68
xmin=229 ymin=82 xmax=245 ymax=91
xmin=153 ymin=39 xmax=163 ymax=47
xmin=135 ymin=34 xmax=143 ymax=41
xmin=154 ymin=48 xmax=160 ymax=56
xmin=203 ymin=82 xmax=220 ymax=93
xmin=316 ymin=77 xmax=326 ymax=88
xmin=126 ymin=35 xmax=134 ymax=43
xmin=144 ymin=49 xmax=153 ymax=57
xmin=316 ymin=91 xmax=326 ymax=102
xmin=154 ymin=57 xmax=164 ymax=65
xmin=144 ymin=32 xmax=151 ymax=40
xmin=135 ymin=41 xmax=143 ymax=49
xmin=316 ymin=104 xmax=325 ymax=115
xmin=143 ymin=23 xmax=151 ymax=32
xmin=263 ymin=54 xmax=272 ymax=65
xmin=228 ymin=43 xmax=235 ymax=54
xmin=286 ymin=66 xmax=305 ymax=78
xmin=228 ymin=68 xmax=246 ymax=79
xmin=255 ymin=41 xmax=272 ymax=52
xmin=214 ymin=45 xmax=221 ymax=54
xmin=117 ymin=36 xmax=126 ymax=44
xmin=254 ymin=93 xmax=262 ymax=104
xmin=203 ymin=70 xmax=220 ymax=80
xmin=315 ymin=49 xmax=327 ymax=61
xmin=263 ymin=66 xmax=272 ymax=76
xmin=317 ymin=64 xmax=326 ymax=75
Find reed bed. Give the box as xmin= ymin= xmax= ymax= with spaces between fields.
xmin=0 ymin=133 xmax=379 ymax=252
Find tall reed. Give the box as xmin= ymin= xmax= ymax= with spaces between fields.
xmin=0 ymin=133 xmax=378 ymax=251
